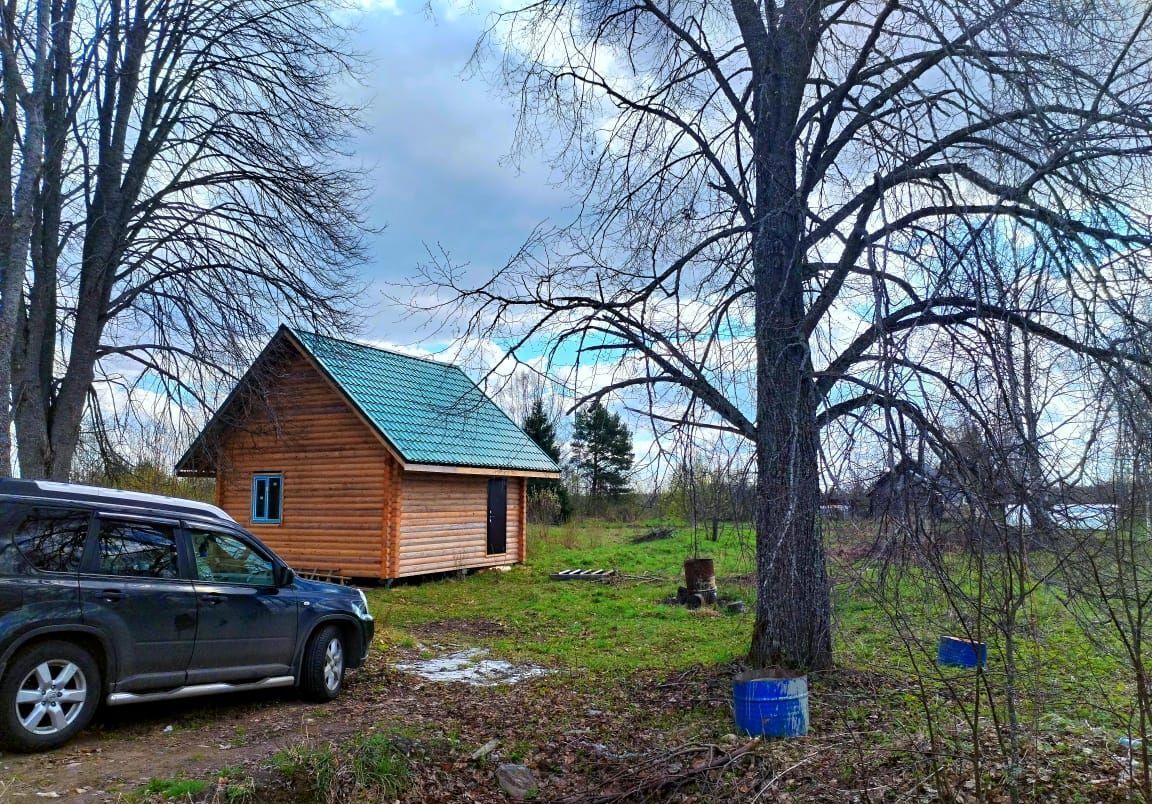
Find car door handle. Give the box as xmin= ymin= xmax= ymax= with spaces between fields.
xmin=98 ymin=589 xmax=124 ymax=603
xmin=200 ymin=593 xmax=225 ymax=605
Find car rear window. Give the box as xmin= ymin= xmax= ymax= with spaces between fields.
xmin=0 ymin=507 xmax=91 ymax=574
xmin=95 ymin=519 xmax=180 ymax=579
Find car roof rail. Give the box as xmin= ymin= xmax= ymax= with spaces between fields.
xmin=0 ymin=479 xmax=235 ymax=523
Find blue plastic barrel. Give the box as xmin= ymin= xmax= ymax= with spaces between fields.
xmin=937 ymin=635 xmax=987 ymax=668
xmin=732 ymin=675 xmax=809 ymax=738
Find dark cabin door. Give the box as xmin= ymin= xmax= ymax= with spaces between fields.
xmin=486 ymin=478 xmax=508 ymax=555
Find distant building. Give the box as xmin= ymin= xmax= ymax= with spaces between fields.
xmin=1006 ymin=503 xmax=1117 ymax=531
xmin=865 ymin=458 xmax=962 ymax=519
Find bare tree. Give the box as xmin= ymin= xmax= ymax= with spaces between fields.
xmin=0 ymin=0 xmax=53 ymax=475
xmin=496 ymin=368 xmax=568 ymax=436
xmin=1 ymin=0 xmax=368 ymax=479
xmin=423 ymin=0 xmax=1152 ymax=670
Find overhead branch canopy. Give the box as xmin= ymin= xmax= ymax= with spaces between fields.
xmin=422 ymin=0 xmax=1152 ymax=458
xmin=0 ymin=0 xmax=369 ymax=478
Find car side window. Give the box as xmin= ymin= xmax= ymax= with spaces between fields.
xmin=190 ymin=529 xmax=274 ymax=586
xmin=95 ymin=518 xmax=179 ymax=579
xmin=1 ymin=507 xmax=90 ymax=574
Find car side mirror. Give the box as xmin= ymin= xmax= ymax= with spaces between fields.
xmin=273 ymin=564 xmax=294 ymax=587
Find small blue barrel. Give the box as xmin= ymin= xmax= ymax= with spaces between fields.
xmin=732 ymin=674 xmax=809 ymax=738
xmin=937 ymin=635 xmax=987 ymax=668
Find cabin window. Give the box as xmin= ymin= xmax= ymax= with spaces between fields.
xmin=251 ymin=474 xmax=283 ymax=524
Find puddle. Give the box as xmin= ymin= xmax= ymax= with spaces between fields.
xmin=395 ymin=649 xmax=551 ymax=686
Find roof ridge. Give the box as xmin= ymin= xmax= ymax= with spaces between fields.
xmin=290 ymin=327 xmax=458 ymax=370
xmin=178 ymin=327 xmax=560 ymax=476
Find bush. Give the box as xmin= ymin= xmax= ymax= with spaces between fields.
xmin=528 ymin=487 xmax=568 ymax=524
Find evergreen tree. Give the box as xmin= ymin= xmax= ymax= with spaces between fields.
xmin=523 ymin=398 xmax=561 ymax=464
xmin=572 ymin=401 xmax=634 ymax=497
xmin=522 ymin=397 xmax=571 ymax=521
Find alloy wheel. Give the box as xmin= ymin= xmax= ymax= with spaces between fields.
xmin=15 ymin=660 xmax=88 ymax=736
xmin=323 ymin=638 xmax=344 ymax=692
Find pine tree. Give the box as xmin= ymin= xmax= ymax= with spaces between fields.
xmin=572 ymin=401 xmax=634 ymax=498
xmin=522 ymin=397 xmax=571 ymax=520
xmin=523 ymin=398 xmax=561 ymax=464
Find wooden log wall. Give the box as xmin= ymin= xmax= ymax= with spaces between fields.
xmin=396 ymin=473 xmax=524 ymax=577
xmin=216 ymin=350 xmax=393 ymax=577
xmin=381 ymin=458 xmax=401 ymax=578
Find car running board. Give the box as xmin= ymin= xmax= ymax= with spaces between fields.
xmin=106 ymin=675 xmax=296 ymax=706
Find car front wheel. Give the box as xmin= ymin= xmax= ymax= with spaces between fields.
xmin=0 ymin=641 xmax=101 ymax=752
xmin=300 ymin=625 xmax=345 ymax=702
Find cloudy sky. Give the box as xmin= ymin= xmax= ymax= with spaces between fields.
xmin=341 ymin=1 xmax=573 ymax=345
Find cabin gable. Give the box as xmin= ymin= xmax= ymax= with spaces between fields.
xmin=214 ymin=347 xmax=395 ymax=577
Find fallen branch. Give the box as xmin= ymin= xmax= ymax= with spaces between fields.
xmin=630 ymin=527 xmax=676 ymax=544
xmin=748 ymin=746 xmax=831 ymax=803
xmin=655 ymin=665 xmax=717 ymax=688
xmin=616 ymin=573 xmax=666 ymax=583
xmin=564 ymin=740 xmax=759 ymax=803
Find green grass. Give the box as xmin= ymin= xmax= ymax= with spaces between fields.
xmin=272 ymin=742 xmax=336 ymax=790
xmin=137 ymin=777 xmax=210 ymax=800
xmin=271 ymin=732 xmax=411 ymax=803
xmin=367 ymin=517 xmax=1139 ymax=734
xmin=369 ymin=519 xmax=756 ymax=672
xmin=349 ymin=733 xmax=411 ymax=795
xmin=215 ymin=766 xmax=257 ymax=804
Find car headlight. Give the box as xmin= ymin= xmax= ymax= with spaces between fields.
xmin=352 ymin=588 xmax=373 ymax=620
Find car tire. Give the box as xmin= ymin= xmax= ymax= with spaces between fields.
xmin=0 ymin=641 xmax=101 ymax=752
xmin=300 ymin=625 xmax=345 ymax=702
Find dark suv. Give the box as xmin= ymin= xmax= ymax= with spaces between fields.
xmin=0 ymin=479 xmax=374 ymax=751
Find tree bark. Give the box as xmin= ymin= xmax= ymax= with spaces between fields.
xmin=750 ymin=364 xmax=832 ymax=671
xmin=13 ymin=0 xmax=73 ymax=478
xmin=0 ymin=0 xmax=52 ymax=477
xmin=742 ymin=0 xmax=832 ymax=672
xmin=748 ymin=215 xmax=832 ymax=670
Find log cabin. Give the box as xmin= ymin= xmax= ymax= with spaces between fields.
xmin=175 ymin=326 xmax=560 ymax=580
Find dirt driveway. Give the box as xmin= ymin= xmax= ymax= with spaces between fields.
xmin=0 ymin=665 xmax=384 ymax=801
xmin=0 ymin=633 xmax=657 ymax=803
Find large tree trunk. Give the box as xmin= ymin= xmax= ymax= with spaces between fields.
xmin=13 ymin=0 xmax=72 ymax=479
xmin=748 ymin=223 xmax=833 ymax=671
xmin=750 ymin=375 xmax=832 ymax=671
xmin=12 ymin=214 xmax=57 ymax=477
xmin=744 ymin=1 xmax=831 ymax=671
xmin=14 ymin=0 xmax=136 ymax=480
xmin=37 ymin=234 xmax=117 ymax=480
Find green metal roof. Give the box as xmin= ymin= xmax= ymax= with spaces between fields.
xmin=288 ymin=328 xmax=559 ymax=474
